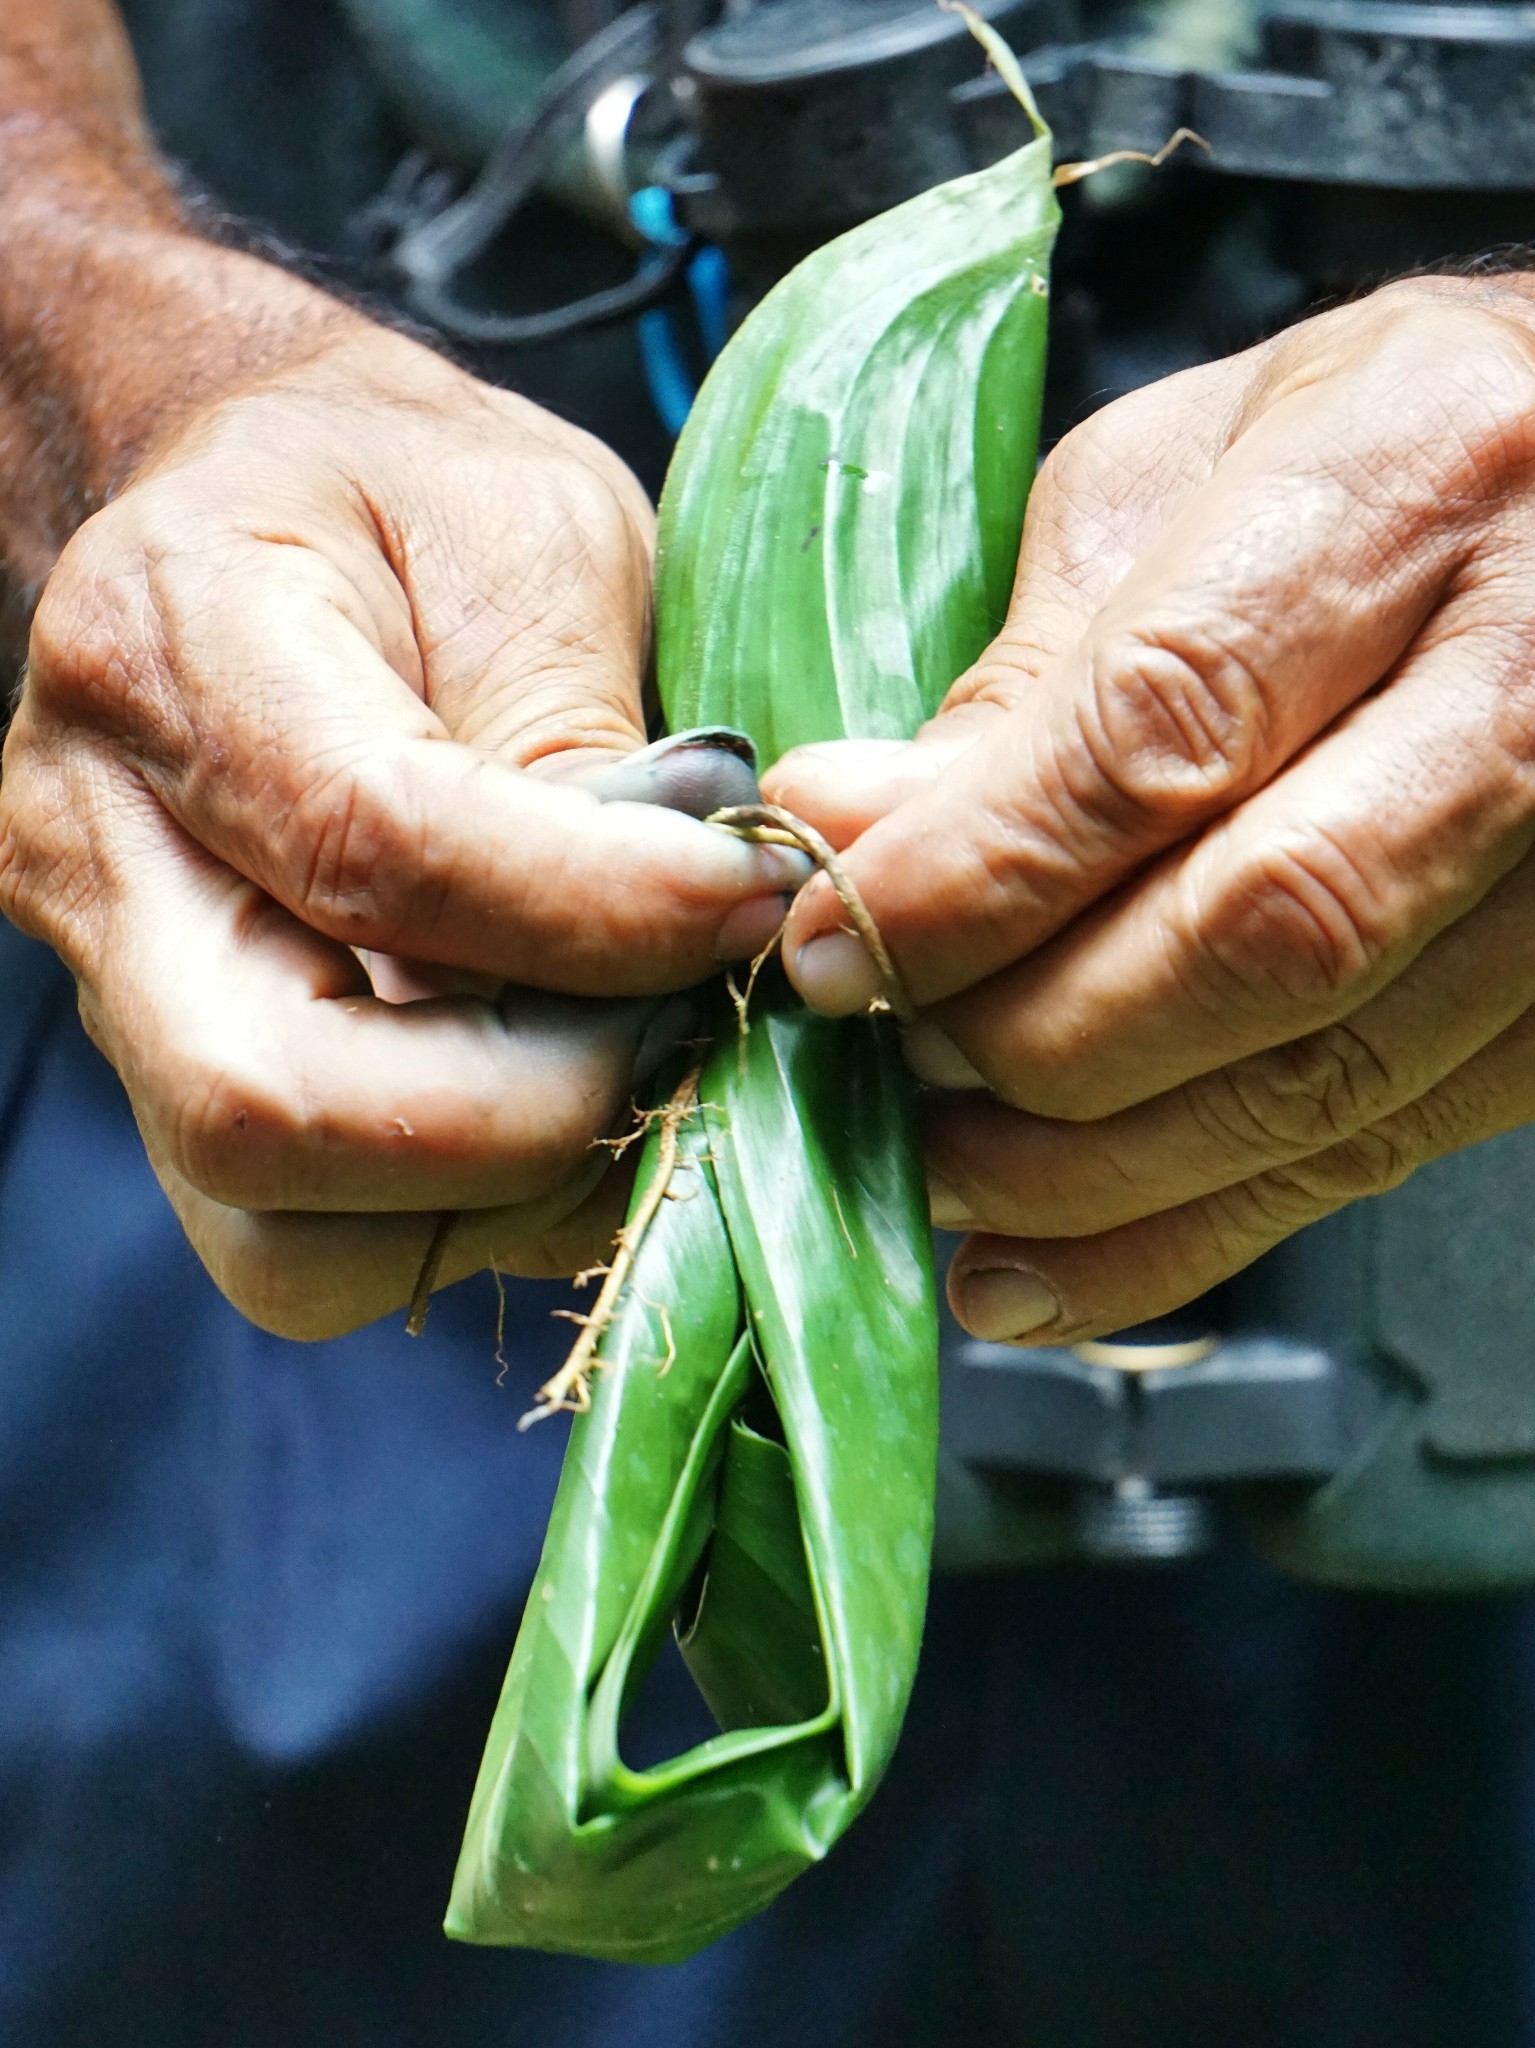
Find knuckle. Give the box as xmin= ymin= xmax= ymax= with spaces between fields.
xmin=1426 ymin=319 xmax=1535 ymax=481
xmin=1152 ymin=1167 xmax=1310 ymax=1292
xmin=1338 ymin=290 xmax=1535 ymax=485
xmin=277 ymin=751 xmax=444 ymax=949
xmin=1201 ymin=1024 xmax=1394 ymax=1158
xmin=498 ymin=999 xmax=637 ymax=1178
xmin=1029 ymin=421 xmax=1115 ymax=523
xmin=27 ymin=546 xmax=121 ymax=719
xmin=0 ymin=751 xmax=37 ymax=935
xmin=490 ymin=446 xmax=648 ymax=595
xmin=26 ymin=509 xmax=183 ymax=747
xmin=153 ymin=1006 xmax=334 ymax=1212
xmin=1186 ymin=833 xmax=1389 ymax=1024
xmin=1041 ymin=381 xmax=1167 ymax=494
xmin=1073 ymin=621 xmax=1270 ymax=830
xmin=487 ymin=1096 xmax=606 ymax=1203
xmin=0 ymin=735 xmax=108 ymax=961
xmin=560 ymin=454 xmax=647 ymax=562
xmin=203 ymin=1219 xmax=370 ymax=1343
xmin=162 ymin=1059 xmax=300 ymax=1211
xmin=1278 ymin=1120 xmax=1421 ymax=1203
xmin=1388 ymin=293 xmax=1535 ymax=412
xmin=532 ymin=1086 xmax=615 ymax=1183
xmin=0 ymin=824 xmax=30 ymax=940
xmin=0 ymin=817 xmax=59 ymax=948
xmin=1222 ymin=1165 xmax=1332 ymax=1238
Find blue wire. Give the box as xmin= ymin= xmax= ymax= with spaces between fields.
xmin=629 ymin=185 xmax=731 ymax=436
xmin=687 ymin=244 xmax=730 ymax=365
xmin=637 ymin=307 xmax=697 ymax=438
xmin=630 ymin=183 xmax=687 ymax=249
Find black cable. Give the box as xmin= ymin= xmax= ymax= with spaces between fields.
xmin=406 ymin=236 xmax=691 ymax=347
xmin=385 ymin=4 xmax=674 ymax=349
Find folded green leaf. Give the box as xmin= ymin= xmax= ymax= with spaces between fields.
xmin=446 ymin=995 xmax=933 ymax=1961
xmin=448 ymin=121 xmax=1060 ymax=1962
xmin=656 ymin=132 xmax=1057 ymax=753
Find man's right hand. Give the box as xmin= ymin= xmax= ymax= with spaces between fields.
xmin=0 ymin=309 xmax=803 ymax=1338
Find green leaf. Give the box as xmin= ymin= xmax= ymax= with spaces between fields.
xmin=702 ymin=993 xmax=937 ymax=1792
xmin=446 ymin=995 xmax=934 ymax=1962
xmin=654 ymin=135 xmax=1058 ymax=759
xmin=447 ymin=125 xmax=1059 ymax=1962
xmin=676 ymin=1414 xmax=827 ymax=1733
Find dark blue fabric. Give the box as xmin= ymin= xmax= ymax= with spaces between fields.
xmin=0 ymin=920 xmax=973 ymax=2044
xmin=6 ymin=914 xmax=1535 ymax=2045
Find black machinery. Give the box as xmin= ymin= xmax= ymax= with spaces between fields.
xmin=350 ymin=0 xmax=1535 ymax=1583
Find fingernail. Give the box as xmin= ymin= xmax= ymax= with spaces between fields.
xmin=716 ymin=893 xmax=793 ymax=962
xmin=956 ymin=1266 xmax=1060 ymax=1343
xmin=750 ymin=844 xmax=815 ymax=892
xmin=764 ymin=738 xmax=955 ymax=804
xmin=788 ymin=739 xmax=911 ymax=777
xmin=901 ymin=1019 xmax=986 ymax=1090
xmin=789 ymin=931 xmax=880 ymax=1015
xmin=583 ymin=728 xmax=762 ymax=818
xmin=927 ymin=1171 xmax=976 ymax=1231
xmin=633 ymin=995 xmax=702 ymax=1085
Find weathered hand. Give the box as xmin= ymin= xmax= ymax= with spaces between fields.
xmin=0 ymin=311 xmax=799 ymax=1336
xmin=766 ymin=276 xmax=1535 ymax=1345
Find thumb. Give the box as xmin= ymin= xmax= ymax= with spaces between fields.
xmin=778 ymin=349 xmax=1464 ymax=1015
xmin=761 ymin=571 xmax=1091 ymax=850
xmin=763 ymin=354 xmax=1238 ymax=844
xmin=760 ymin=725 xmax=989 ymax=853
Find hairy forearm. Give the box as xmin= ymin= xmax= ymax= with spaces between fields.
xmin=0 ymin=1 xmax=346 ymax=657
xmin=0 ymin=0 xmax=162 ymax=169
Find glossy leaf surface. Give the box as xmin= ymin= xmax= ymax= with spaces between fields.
xmin=448 ymin=128 xmax=1059 ymax=1961
xmin=655 ymin=134 xmax=1057 ymax=757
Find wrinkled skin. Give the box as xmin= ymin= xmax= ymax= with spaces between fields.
xmin=10 ymin=0 xmax=1535 ymax=1351
xmin=769 ymin=276 xmax=1535 ymax=1347
xmin=0 ymin=0 xmax=810 ymax=1343
xmin=0 ymin=318 xmax=803 ymax=1337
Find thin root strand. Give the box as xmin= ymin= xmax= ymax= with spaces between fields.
xmin=1053 ymin=128 xmax=1211 ymax=187
xmin=518 ymin=1067 xmax=702 ymax=1429
xmin=406 ymin=1210 xmax=460 ymax=1337
xmin=706 ymin=802 xmax=916 ymax=1023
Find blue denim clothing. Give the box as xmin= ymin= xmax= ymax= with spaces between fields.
xmin=5 ymin=914 xmax=1535 ymax=2047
